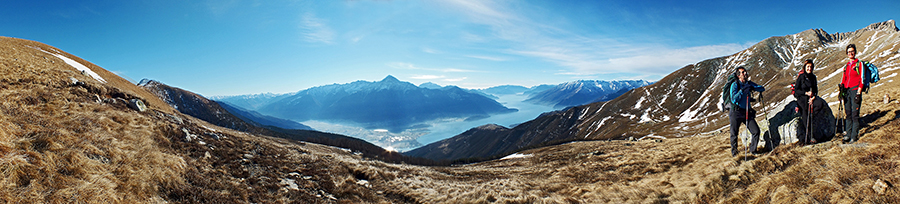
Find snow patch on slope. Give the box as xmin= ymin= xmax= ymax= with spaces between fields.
xmin=34 ymin=48 xmax=107 ymax=83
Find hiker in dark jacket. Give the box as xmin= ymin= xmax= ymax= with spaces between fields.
xmin=841 ymin=44 xmax=864 ymax=143
xmin=794 ymin=59 xmax=826 ymax=144
xmin=729 ymin=66 xmax=766 ymax=156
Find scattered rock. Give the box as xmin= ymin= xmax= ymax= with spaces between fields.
xmin=885 ymin=94 xmax=891 ymax=104
xmin=127 ymin=99 xmax=147 ymax=112
xmin=356 ymin=179 xmax=371 ymax=188
xmin=182 ymin=128 xmax=198 ymax=142
xmin=873 ymin=179 xmax=892 ymax=194
xmin=592 ymin=151 xmax=604 ymax=156
xmin=279 ymin=178 xmax=299 ymax=191
xmin=206 ymin=132 xmax=221 ymax=140
xmin=243 ymin=153 xmax=255 ymax=159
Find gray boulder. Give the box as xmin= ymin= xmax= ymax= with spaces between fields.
xmin=127 ymin=99 xmax=148 ymax=112
xmin=743 ymin=97 xmax=835 ymax=149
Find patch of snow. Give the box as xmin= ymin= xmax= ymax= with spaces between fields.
xmin=201 ymin=125 xmax=218 ymax=132
xmin=820 ymin=65 xmax=843 ymax=82
xmin=638 ymin=134 xmax=666 ymax=140
xmin=679 ymin=108 xmax=701 ymax=122
xmin=882 ymin=73 xmax=898 ymax=79
xmin=621 ymin=113 xmax=637 ymax=120
xmin=36 ymin=49 xmax=107 ymax=83
xmin=634 ymin=96 xmax=645 ymax=109
xmin=500 ymin=153 xmax=532 ymax=160
xmin=639 ymin=110 xmax=653 ymax=123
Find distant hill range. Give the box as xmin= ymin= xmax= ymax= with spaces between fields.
xmin=138 ymin=79 xmax=426 ymax=163
xmin=525 ymin=80 xmax=653 ymax=108
xmin=406 ymin=20 xmax=900 ymax=161
xmin=217 ymin=75 xmax=517 ymax=132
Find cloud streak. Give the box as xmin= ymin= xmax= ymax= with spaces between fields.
xmin=299 ymin=12 xmax=335 ymax=44
xmin=410 ymin=75 xmax=446 ymax=80
xmin=387 ymin=62 xmax=480 ymax=73
xmin=439 ymin=0 xmax=747 ymax=77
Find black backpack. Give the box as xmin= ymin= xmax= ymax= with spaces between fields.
xmin=721 ymin=72 xmax=738 ymax=112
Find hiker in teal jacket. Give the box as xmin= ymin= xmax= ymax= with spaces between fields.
xmin=728 ymin=67 xmax=766 ymax=156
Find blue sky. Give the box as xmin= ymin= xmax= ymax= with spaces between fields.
xmin=2 ymin=0 xmax=898 ymax=96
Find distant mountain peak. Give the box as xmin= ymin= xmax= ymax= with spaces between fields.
xmin=476 ymin=124 xmax=508 ymax=131
xmin=137 ymin=78 xmax=159 ymax=87
xmin=419 ymin=82 xmax=443 ymax=89
xmin=865 ymin=19 xmax=897 ymax=31
xmin=381 ymin=75 xmax=400 ymax=83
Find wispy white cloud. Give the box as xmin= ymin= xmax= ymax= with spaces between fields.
xmin=443 ymin=77 xmax=468 ymax=82
xmin=411 ymin=75 xmax=446 ymax=80
xmin=465 ymin=55 xmax=507 ymax=61
xmin=206 ymin=0 xmax=240 ymax=16
xmin=387 ymin=62 xmax=480 ymax=73
xmin=438 ymin=0 xmax=747 ymax=77
xmin=422 ymin=47 xmax=441 ymax=54
xmin=299 ymin=12 xmax=335 ymax=44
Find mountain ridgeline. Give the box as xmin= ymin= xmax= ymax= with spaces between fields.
xmin=219 ymin=75 xmax=517 ymax=132
xmin=525 ymin=80 xmax=653 ymax=108
xmin=407 ymin=20 xmax=900 ymax=161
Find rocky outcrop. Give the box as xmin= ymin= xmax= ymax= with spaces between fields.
xmin=744 ymin=97 xmax=835 ymax=149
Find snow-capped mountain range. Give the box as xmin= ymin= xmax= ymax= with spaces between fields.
xmin=525 ymin=80 xmax=653 ymax=108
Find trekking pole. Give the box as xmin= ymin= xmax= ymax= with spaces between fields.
xmin=745 ymin=93 xmax=751 ymax=160
xmin=807 ymin=98 xmax=813 ymax=145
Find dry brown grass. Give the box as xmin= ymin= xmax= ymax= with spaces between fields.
xmin=0 ymin=37 xmax=402 ymax=203
xmin=0 ymin=37 xmax=186 ymax=203
xmin=344 ymin=88 xmax=900 ymax=203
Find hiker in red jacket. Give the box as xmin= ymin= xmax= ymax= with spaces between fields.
xmin=840 ymin=44 xmax=864 ymax=144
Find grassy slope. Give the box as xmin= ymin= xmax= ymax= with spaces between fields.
xmin=362 ymin=87 xmax=900 ymax=203
xmin=0 ymin=37 xmax=406 ymax=203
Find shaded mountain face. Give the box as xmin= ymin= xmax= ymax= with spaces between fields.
xmin=251 ymin=75 xmax=517 ymax=132
xmin=407 ymin=20 xmax=900 ymax=161
xmin=525 ymin=80 xmax=653 ymax=108
xmin=216 ymin=101 xmax=313 ymax=130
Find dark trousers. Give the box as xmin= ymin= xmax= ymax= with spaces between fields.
xmin=730 ymin=107 xmax=760 ymax=156
xmin=797 ymin=96 xmax=826 ymax=143
xmin=843 ymin=89 xmax=861 ymax=141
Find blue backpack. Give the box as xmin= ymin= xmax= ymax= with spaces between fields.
xmin=855 ymin=61 xmax=880 ymax=92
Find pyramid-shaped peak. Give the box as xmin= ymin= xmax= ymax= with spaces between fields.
xmin=381 ymin=75 xmax=400 ymax=83
xmin=864 ymin=19 xmax=898 ymax=31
